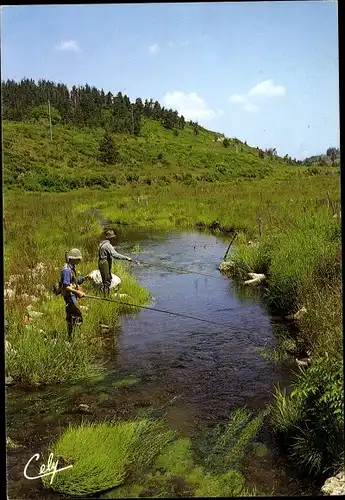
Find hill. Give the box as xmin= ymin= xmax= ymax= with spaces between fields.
xmin=3 ymin=77 xmax=334 ymax=192
xmin=2 ymin=117 xmax=328 ymax=192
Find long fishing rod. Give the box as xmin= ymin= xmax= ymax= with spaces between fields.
xmin=223 ymin=231 xmax=238 ymax=261
xmin=139 ymin=260 xmax=226 ymax=281
xmin=84 ymin=294 xmax=232 ymax=328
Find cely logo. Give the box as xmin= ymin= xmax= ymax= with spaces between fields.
xmin=24 ymin=452 xmax=73 ymax=484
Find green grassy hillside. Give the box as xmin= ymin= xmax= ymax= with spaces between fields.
xmin=3 ymin=118 xmax=327 ymax=192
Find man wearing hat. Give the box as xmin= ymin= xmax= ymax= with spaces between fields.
xmin=98 ymin=230 xmax=136 ymax=296
xmin=61 ymin=248 xmax=90 ymax=341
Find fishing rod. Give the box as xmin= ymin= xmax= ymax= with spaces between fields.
xmin=138 ymin=260 xmax=226 ymax=281
xmin=84 ymin=294 xmax=232 ymax=328
xmin=223 ymin=231 xmax=238 ymax=261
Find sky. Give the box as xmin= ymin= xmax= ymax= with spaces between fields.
xmin=1 ymin=1 xmax=340 ymax=159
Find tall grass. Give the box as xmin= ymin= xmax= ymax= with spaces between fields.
xmin=43 ymin=409 xmax=262 ymax=497
xmin=42 ymin=418 xmax=175 ymax=496
xmin=227 ymin=201 xmax=342 ymax=476
xmin=4 ymin=193 xmax=151 ymax=385
xmin=270 ymin=349 xmax=344 ymax=476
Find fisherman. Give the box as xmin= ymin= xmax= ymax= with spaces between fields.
xmin=98 ymin=230 xmax=139 ymax=296
xmin=61 ymin=248 xmax=90 ymax=341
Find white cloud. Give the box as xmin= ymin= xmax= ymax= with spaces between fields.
xmin=244 ymin=102 xmax=260 ymax=113
xmin=228 ymin=78 xmax=285 ymax=113
xmin=149 ymin=43 xmax=160 ymax=54
xmin=228 ymin=93 xmax=246 ymax=104
xmin=55 ymin=40 xmax=82 ymax=53
xmin=248 ymin=79 xmax=286 ymax=98
xmin=228 ymin=94 xmax=259 ymax=112
xmin=163 ymin=91 xmax=223 ymax=121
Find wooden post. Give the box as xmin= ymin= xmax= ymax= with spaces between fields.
xmin=47 ymin=98 xmax=53 ymax=141
xmin=131 ymin=104 xmax=134 ymax=135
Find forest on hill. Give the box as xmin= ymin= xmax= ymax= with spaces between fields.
xmin=2 ymin=78 xmax=339 ymax=192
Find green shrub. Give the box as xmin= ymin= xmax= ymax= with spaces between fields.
xmin=271 ymin=353 xmax=344 ymax=475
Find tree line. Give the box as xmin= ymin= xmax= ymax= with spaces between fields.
xmin=303 ymin=147 xmax=340 ymax=167
xmin=1 ymin=78 xmax=188 ymax=135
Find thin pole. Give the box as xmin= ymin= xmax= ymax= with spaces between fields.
xmin=47 ymin=98 xmax=53 ymax=141
xmin=84 ymin=295 xmax=232 ymax=328
xmin=131 ymin=104 xmax=134 ymax=134
xmin=223 ymin=231 xmax=237 ymax=261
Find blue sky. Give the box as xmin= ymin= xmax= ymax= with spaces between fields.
xmin=1 ymin=2 xmax=339 ymax=159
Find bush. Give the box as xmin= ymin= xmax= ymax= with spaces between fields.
xmin=99 ymin=132 xmax=120 ymax=164
xmin=271 ymin=352 xmax=344 ymax=476
xmin=29 ymin=105 xmax=61 ymax=125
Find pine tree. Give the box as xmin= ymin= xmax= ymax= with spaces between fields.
xmin=99 ymin=132 xmax=120 ymax=164
xmin=193 ymin=122 xmax=199 ymax=135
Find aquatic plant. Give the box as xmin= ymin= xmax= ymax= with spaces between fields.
xmin=42 ymin=418 xmax=175 ymax=496
xmin=43 ymin=408 xmax=263 ymax=497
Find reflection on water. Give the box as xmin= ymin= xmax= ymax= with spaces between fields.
xmin=6 ymin=228 xmax=316 ymax=498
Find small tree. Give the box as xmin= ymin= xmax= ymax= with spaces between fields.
xmin=99 ymin=132 xmax=120 ymax=164
xmin=29 ymin=104 xmax=61 ymax=125
xmin=193 ymin=122 xmax=199 ymax=135
xmin=223 ymin=138 xmax=230 ymax=148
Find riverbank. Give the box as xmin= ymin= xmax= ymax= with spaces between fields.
xmin=5 ymin=177 xmax=342 ymax=492
xmin=4 ymin=193 xmax=151 ymax=386
xmin=219 ymin=213 xmax=343 ymax=480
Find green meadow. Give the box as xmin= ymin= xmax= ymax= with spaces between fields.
xmin=4 ymin=114 xmax=342 ymax=490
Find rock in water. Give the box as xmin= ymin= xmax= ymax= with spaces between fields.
xmin=219 ymin=261 xmax=235 ymax=273
xmin=244 ymin=273 xmax=266 ymax=286
xmin=88 ymin=270 xmax=121 ymax=289
xmin=321 ymin=471 xmax=345 ymax=495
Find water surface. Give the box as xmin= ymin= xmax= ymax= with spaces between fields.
xmin=6 ymin=229 xmax=316 ymax=497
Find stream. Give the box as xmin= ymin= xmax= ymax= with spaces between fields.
xmin=6 ymin=228 xmax=318 ymax=498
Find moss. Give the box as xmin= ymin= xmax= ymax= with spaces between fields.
xmin=154 ymin=437 xmax=194 ymax=477
xmin=112 ymin=376 xmax=139 ymax=389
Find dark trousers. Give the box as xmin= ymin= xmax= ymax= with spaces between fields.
xmin=98 ymin=259 xmax=112 ymax=296
xmin=65 ymin=301 xmax=83 ymax=340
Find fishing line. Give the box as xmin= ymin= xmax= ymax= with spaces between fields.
xmin=84 ymin=295 xmax=233 ymax=328
xmin=138 ymin=260 xmax=226 ymax=281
